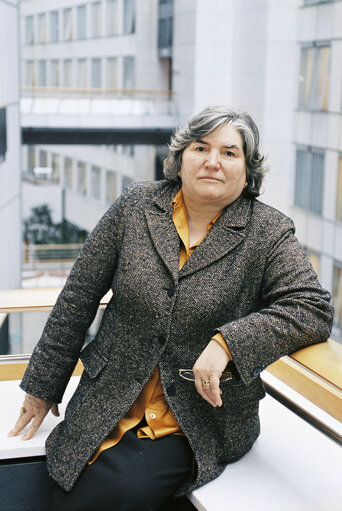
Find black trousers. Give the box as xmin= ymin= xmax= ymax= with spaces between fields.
xmin=51 ymin=430 xmax=194 ymax=511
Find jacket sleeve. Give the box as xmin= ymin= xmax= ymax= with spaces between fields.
xmin=217 ymin=218 xmax=334 ymax=386
xmin=20 ymin=187 xmax=132 ymax=403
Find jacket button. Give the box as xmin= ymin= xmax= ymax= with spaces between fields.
xmin=158 ymin=335 xmax=166 ymax=345
xmin=166 ymin=383 xmax=176 ymax=397
xmin=252 ymin=367 xmax=262 ymax=377
xmin=167 ymin=286 xmax=176 ymax=297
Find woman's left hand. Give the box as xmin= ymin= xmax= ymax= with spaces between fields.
xmin=192 ymin=340 xmax=230 ymax=407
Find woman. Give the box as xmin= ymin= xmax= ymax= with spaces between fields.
xmin=9 ymin=106 xmax=333 ymax=510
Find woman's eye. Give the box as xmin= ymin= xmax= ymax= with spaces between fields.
xmin=225 ymin=151 xmax=234 ymax=157
xmin=195 ymin=146 xmax=206 ymax=152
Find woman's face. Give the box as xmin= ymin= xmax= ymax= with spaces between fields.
xmin=179 ymin=124 xmax=247 ymax=209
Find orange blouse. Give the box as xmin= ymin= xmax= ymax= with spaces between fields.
xmin=89 ymin=189 xmax=229 ymax=464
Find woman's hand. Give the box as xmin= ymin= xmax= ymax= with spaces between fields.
xmin=8 ymin=393 xmax=60 ymax=440
xmin=193 ymin=340 xmax=230 ymax=407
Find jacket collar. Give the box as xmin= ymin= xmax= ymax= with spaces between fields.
xmin=145 ymin=181 xmax=252 ymax=280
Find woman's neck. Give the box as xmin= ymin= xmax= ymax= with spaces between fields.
xmin=182 ymin=193 xmax=224 ymax=247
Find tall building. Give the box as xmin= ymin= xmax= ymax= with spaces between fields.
xmin=0 ymin=0 xmax=21 ymax=291
xmin=19 ymin=0 xmax=342 ymax=341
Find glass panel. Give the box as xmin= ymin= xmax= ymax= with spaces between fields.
xmin=77 ymin=59 xmax=87 ymax=88
xmin=122 ymin=175 xmax=133 ymax=190
xmin=38 ymin=13 xmax=47 ymax=43
xmin=158 ymin=17 xmax=173 ymax=49
xmin=64 ymin=157 xmax=73 ymax=189
xmin=63 ymin=8 xmax=73 ymax=41
xmin=333 ymin=265 xmax=342 ymax=336
xmin=107 ymin=57 xmax=118 ymax=89
xmin=38 ymin=60 xmax=46 ymax=87
xmin=50 ymin=11 xmax=59 ymax=43
xmin=294 ymin=149 xmax=310 ymax=209
xmin=299 ymin=47 xmax=314 ymax=108
xmin=77 ymin=162 xmax=87 ymax=195
xmin=39 ymin=150 xmax=47 ymax=167
xmin=91 ymin=58 xmax=102 ymax=88
xmin=91 ymin=166 xmax=101 ymax=200
xmin=0 ymin=309 xmax=104 ymax=356
xmin=315 ymin=46 xmax=330 ymax=110
xmin=105 ymin=170 xmax=117 ymax=204
xmin=26 ymin=60 xmax=35 ymax=87
xmin=63 ymin=59 xmax=73 ymax=88
xmin=307 ymin=251 xmax=320 ymax=277
xmin=123 ymin=0 xmax=135 ymax=34
xmin=123 ymin=56 xmax=135 ymax=89
xmin=107 ymin=0 xmax=119 ymax=36
xmin=91 ymin=1 xmax=102 ymax=37
xmin=52 ymin=154 xmax=60 ymax=183
xmin=50 ymin=60 xmax=60 ymax=87
xmin=310 ymin=151 xmax=324 ymax=214
xmin=77 ymin=5 xmax=87 ymax=40
xmin=25 ymin=16 xmax=34 ymax=45
xmin=336 ymin=156 xmax=342 ymax=221
xmin=27 ymin=146 xmax=36 ymax=172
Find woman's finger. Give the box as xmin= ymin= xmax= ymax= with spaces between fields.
xmin=194 ymin=375 xmax=218 ymax=407
xmin=22 ymin=414 xmax=47 ymax=440
xmin=8 ymin=408 xmax=34 ymax=437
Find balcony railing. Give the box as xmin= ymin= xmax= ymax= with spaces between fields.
xmin=0 ymin=288 xmax=341 ymax=445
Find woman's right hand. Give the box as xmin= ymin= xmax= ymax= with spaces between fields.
xmin=8 ymin=393 xmax=60 ymax=440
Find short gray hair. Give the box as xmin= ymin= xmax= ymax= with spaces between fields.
xmin=163 ymin=106 xmax=267 ymax=198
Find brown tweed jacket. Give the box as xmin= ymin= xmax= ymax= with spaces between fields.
xmin=20 ymin=180 xmax=333 ymax=494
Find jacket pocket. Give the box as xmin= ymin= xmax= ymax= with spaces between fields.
xmin=79 ymin=340 xmax=108 ymax=379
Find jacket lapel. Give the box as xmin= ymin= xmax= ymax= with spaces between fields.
xmin=144 ymin=183 xmax=181 ymax=282
xmin=178 ymin=195 xmax=251 ymax=279
xmin=144 ymin=183 xmax=252 ymax=281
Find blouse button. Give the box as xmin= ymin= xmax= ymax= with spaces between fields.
xmin=149 ymin=413 xmax=156 ymax=419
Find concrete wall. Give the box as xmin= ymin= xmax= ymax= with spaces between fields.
xmin=0 ymin=0 xmax=21 ymax=290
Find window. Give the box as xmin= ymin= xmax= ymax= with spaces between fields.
xmin=77 ymin=162 xmax=87 ymax=195
xmin=63 ymin=8 xmax=73 ymax=41
xmin=39 ymin=150 xmax=47 ymax=167
xmin=38 ymin=60 xmax=47 ymax=87
xmin=0 ymin=108 xmax=6 ymax=164
xmin=77 ymin=59 xmax=87 ymax=88
xmin=294 ymin=147 xmax=324 ymax=215
xmin=63 ymin=60 xmax=73 ymax=88
xmin=123 ymin=56 xmax=135 ymax=89
xmin=158 ymin=17 xmax=173 ymax=52
xmin=333 ymin=264 xmax=342 ymax=338
xmin=106 ymin=171 xmax=117 ymax=204
xmin=38 ymin=13 xmax=47 ymax=43
xmin=337 ymin=156 xmax=342 ymax=221
xmin=306 ymin=249 xmax=320 ymax=277
xmin=50 ymin=60 xmax=60 ymax=87
xmin=50 ymin=11 xmax=59 ymax=42
xmin=91 ymin=166 xmax=101 ymax=200
xmin=122 ymin=175 xmax=133 ymax=190
xmin=91 ymin=58 xmax=102 ymax=88
xmin=299 ymin=44 xmax=330 ymax=110
xmin=26 ymin=61 xmax=35 ymax=87
xmin=91 ymin=2 xmax=102 ymax=37
xmin=107 ymin=57 xmax=118 ymax=89
xmin=77 ymin=5 xmax=87 ymax=39
xmin=107 ymin=0 xmax=119 ymax=35
xmin=25 ymin=16 xmax=34 ymax=45
xmin=64 ymin=158 xmax=73 ymax=189
xmin=28 ymin=146 xmax=36 ymax=173
xmin=123 ymin=0 xmax=135 ymax=34
xmin=304 ymin=0 xmax=334 ymax=5
xmin=51 ymin=154 xmax=60 ymax=182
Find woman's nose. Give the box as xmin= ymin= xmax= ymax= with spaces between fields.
xmin=204 ymin=151 xmax=221 ymax=169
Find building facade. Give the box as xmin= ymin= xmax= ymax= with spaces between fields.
xmin=0 ymin=0 xmax=21 ymax=291
xmin=19 ymin=0 xmax=342 ymax=340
